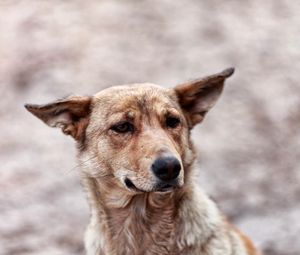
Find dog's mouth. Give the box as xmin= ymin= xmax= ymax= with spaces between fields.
xmin=154 ymin=182 xmax=178 ymax=193
xmin=124 ymin=178 xmax=143 ymax=192
xmin=124 ymin=178 xmax=178 ymax=193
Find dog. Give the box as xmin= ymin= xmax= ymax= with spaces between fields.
xmin=25 ymin=67 xmax=261 ymax=255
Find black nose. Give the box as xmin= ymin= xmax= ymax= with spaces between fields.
xmin=151 ymin=156 xmax=181 ymax=181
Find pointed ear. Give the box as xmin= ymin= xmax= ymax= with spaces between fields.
xmin=25 ymin=95 xmax=92 ymax=140
xmin=174 ymin=67 xmax=234 ymax=128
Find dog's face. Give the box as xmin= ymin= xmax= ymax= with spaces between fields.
xmin=85 ymin=84 xmax=189 ymax=193
xmin=26 ymin=68 xmax=234 ymax=194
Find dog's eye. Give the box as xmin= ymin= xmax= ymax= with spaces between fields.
xmin=111 ymin=122 xmax=134 ymax=133
xmin=166 ymin=117 xmax=180 ymax=128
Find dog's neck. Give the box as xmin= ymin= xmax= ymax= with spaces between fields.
xmin=83 ymin=176 xmax=182 ymax=254
xmin=82 ymin=172 xmax=221 ymax=255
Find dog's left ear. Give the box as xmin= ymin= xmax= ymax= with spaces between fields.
xmin=25 ymin=95 xmax=92 ymax=140
xmin=174 ymin=67 xmax=234 ymax=128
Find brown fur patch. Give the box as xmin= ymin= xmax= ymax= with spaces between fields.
xmin=237 ymin=228 xmax=260 ymax=255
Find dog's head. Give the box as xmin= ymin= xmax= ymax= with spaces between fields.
xmin=26 ymin=68 xmax=234 ymax=194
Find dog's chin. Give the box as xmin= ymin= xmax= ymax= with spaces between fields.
xmin=124 ymin=178 xmax=181 ymax=194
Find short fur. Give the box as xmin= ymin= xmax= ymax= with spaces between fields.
xmin=26 ymin=68 xmax=261 ymax=255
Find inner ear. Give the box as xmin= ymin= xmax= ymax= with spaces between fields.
xmin=175 ymin=67 xmax=234 ymax=127
xmin=25 ymin=95 xmax=92 ymax=140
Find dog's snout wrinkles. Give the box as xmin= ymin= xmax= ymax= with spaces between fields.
xmin=151 ymin=156 xmax=181 ymax=181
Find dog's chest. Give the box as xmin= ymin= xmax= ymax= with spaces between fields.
xmin=102 ymin=196 xmax=179 ymax=255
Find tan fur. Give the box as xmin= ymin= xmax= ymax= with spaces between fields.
xmin=26 ymin=68 xmax=261 ymax=255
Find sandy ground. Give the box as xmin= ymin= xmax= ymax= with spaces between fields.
xmin=0 ymin=1 xmax=299 ymax=254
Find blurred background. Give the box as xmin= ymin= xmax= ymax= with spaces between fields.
xmin=0 ymin=0 xmax=299 ymax=254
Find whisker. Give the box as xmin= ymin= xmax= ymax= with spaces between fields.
xmin=63 ymin=154 xmax=98 ymax=175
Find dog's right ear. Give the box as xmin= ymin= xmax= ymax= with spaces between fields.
xmin=174 ymin=68 xmax=234 ymax=128
xmin=25 ymin=95 xmax=92 ymax=140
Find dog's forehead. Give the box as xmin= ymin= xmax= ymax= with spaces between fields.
xmin=94 ymin=83 xmax=171 ymax=98
xmin=92 ymin=83 xmax=178 ymax=113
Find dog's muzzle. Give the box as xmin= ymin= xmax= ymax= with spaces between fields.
xmin=151 ymin=156 xmax=182 ymax=192
xmin=123 ymin=156 xmax=182 ymax=193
